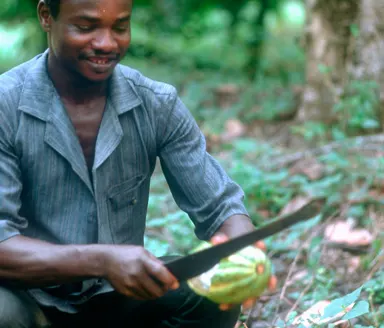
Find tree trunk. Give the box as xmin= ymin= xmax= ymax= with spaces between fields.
xmin=347 ymin=0 xmax=384 ymax=129
xmin=297 ymin=0 xmax=384 ymax=130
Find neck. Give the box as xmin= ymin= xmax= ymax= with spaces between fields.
xmin=47 ymin=53 xmax=108 ymax=105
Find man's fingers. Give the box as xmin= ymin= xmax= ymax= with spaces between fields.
xmin=212 ymin=234 xmax=267 ymax=252
xmin=219 ymin=303 xmax=234 ymax=311
xmin=254 ymin=240 xmax=267 ymax=251
xmin=268 ymin=275 xmax=278 ymax=291
xmin=219 ymin=296 xmax=258 ymax=312
xmin=211 ymin=235 xmax=274 ymax=313
xmin=144 ymin=256 xmax=179 ymax=290
xmin=210 ymin=233 xmax=228 ymax=245
xmin=242 ymin=297 xmax=258 ymax=310
xmin=123 ymin=281 xmax=151 ymax=300
xmin=138 ymin=273 xmax=168 ymax=299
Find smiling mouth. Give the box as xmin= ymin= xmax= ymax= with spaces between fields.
xmin=88 ymin=57 xmax=114 ymax=65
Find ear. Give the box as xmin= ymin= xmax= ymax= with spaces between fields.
xmin=37 ymin=0 xmax=53 ymax=32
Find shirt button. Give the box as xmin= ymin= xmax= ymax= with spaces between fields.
xmin=130 ymin=198 xmax=137 ymax=205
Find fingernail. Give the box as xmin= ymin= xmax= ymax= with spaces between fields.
xmin=219 ymin=304 xmax=229 ymax=311
xmin=255 ymin=241 xmax=266 ymax=251
xmin=211 ymin=235 xmax=227 ymax=244
xmin=171 ymin=281 xmax=179 ymax=290
xmin=243 ymin=298 xmax=256 ymax=310
xmin=268 ymin=276 xmax=278 ymax=291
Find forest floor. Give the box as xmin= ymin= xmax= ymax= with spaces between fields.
xmin=130 ymin=60 xmax=384 ymax=327
xmin=220 ymin=123 xmax=383 ymax=328
xmin=145 ymin=116 xmax=384 ymax=328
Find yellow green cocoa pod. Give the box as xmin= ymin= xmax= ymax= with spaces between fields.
xmin=187 ymin=241 xmax=272 ymax=304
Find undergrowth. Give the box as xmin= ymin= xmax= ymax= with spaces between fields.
xmin=144 ymin=136 xmax=384 ymax=327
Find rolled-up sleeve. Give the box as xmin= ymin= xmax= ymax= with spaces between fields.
xmin=157 ymin=91 xmax=249 ymax=240
xmin=0 ymin=99 xmax=26 ymax=242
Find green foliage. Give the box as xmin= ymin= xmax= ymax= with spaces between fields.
xmin=292 ymin=79 xmax=381 ymax=142
xmin=321 ymin=286 xmax=368 ymax=321
xmin=291 ymin=121 xmax=328 ymax=143
xmin=0 ymin=21 xmax=44 ymax=72
xmin=0 ymin=0 xmax=36 ymax=19
xmin=0 ymin=0 xmax=304 ymax=76
xmin=364 ymin=270 xmax=384 ymax=305
xmin=0 ymin=0 xmax=44 ymax=71
xmin=276 ymin=283 xmax=381 ymax=327
xmin=143 ymin=136 xmax=382 ymax=326
xmin=144 ymin=136 xmax=383 ymax=251
xmin=334 ymin=80 xmax=380 ymax=134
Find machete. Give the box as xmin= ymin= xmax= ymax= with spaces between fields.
xmin=164 ymin=198 xmax=324 ymax=281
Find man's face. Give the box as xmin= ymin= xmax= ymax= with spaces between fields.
xmin=46 ymin=0 xmax=132 ymax=82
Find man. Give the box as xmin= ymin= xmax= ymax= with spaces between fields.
xmin=0 ymin=0 xmax=275 ymax=327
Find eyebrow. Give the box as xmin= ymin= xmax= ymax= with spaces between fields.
xmin=74 ymin=15 xmax=131 ymax=23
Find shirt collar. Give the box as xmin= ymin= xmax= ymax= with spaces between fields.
xmin=18 ymin=49 xmax=142 ymax=120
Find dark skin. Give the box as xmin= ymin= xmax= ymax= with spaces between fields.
xmin=39 ymin=0 xmax=133 ymax=169
xmin=0 ymin=0 xmax=276 ymax=311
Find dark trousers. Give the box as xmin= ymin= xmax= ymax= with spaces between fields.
xmin=0 ymin=281 xmax=240 ymax=328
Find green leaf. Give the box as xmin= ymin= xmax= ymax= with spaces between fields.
xmin=274 ymin=318 xmax=286 ymax=327
xmin=347 ymin=205 xmax=366 ymax=219
xmin=297 ymin=325 xmax=308 ymax=328
xmin=342 ymin=300 xmax=370 ymax=320
xmin=350 ymin=24 xmax=360 ymax=38
xmin=309 ymin=236 xmax=322 ymax=249
xmin=146 ymin=217 xmax=171 ymax=228
xmin=331 ymin=127 xmax=346 ymax=140
xmin=321 ymin=286 xmax=362 ymax=319
xmin=318 ymin=63 xmax=332 ymax=74
xmin=286 ymin=311 xmax=298 ymax=324
xmin=144 ymin=237 xmax=169 ymax=257
xmin=362 ymin=118 xmax=380 ymax=129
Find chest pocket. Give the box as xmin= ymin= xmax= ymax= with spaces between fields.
xmin=107 ymin=174 xmax=148 ymax=244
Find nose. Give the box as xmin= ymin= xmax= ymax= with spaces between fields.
xmin=92 ymin=28 xmax=118 ymax=53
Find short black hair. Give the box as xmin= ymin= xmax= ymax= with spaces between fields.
xmin=45 ymin=0 xmax=61 ymax=19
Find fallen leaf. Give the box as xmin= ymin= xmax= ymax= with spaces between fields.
xmin=221 ymin=119 xmax=246 ymax=142
xmin=289 ymin=158 xmax=324 ymax=180
xmin=349 ymin=188 xmax=384 ymax=205
xmin=287 ymin=269 xmax=309 ymax=286
xmin=279 ymin=196 xmax=311 ymax=216
xmin=214 ymin=84 xmax=240 ymax=108
xmin=324 ymin=221 xmax=373 ymax=247
xmin=347 ymin=256 xmax=361 ymax=274
xmin=369 ymin=189 xmax=384 ymax=200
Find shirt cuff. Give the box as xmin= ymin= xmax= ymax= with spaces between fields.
xmin=0 ymin=221 xmax=21 ymax=243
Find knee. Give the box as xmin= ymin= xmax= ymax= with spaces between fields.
xmin=0 ymin=287 xmax=39 ymax=328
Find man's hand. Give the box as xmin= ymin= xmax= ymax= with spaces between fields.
xmin=102 ymin=245 xmax=179 ymax=300
xmin=211 ymin=215 xmax=278 ymax=311
xmin=210 ymin=233 xmax=277 ymax=311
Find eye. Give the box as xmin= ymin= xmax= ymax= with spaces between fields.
xmin=114 ymin=25 xmax=129 ymax=32
xmin=76 ymin=25 xmax=94 ymax=32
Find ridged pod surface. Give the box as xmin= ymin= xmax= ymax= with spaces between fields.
xmin=187 ymin=241 xmax=272 ymax=304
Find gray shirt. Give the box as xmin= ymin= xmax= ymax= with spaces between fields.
xmin=0 ymin=50 xmax=249 ymax=312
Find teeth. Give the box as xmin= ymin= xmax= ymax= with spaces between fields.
xmin=90 ymin=59 xmax=109 ymax=65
